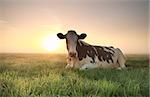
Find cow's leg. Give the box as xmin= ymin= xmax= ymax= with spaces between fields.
xmin=80 ymin=63 xmax=98 ymax=70
xmin=117 ymin=67 xmax=122 ymax=70
xmin=66 ymin=57 xmax=76 ymax=68
xmin=65 ymin=64 xmax=73 ymax=68
xmin=66 ymin=57 xmax=73 ymax=68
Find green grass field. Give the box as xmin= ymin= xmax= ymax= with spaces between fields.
xmin=0 ymin=53 xmax=149 ymax=97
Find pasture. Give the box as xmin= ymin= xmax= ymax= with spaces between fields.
xmin=0 ymin=53 xmax=149 ymax=97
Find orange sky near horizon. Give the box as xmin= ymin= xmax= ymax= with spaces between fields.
xmin=0 ymin=0 xmax=149 ymax=54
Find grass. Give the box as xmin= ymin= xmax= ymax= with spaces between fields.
xmin=0 ymin=53 xmax=149 ymax=97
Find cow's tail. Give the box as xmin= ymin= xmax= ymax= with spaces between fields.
xmin=116 ymin=48 xmax=126 ymax=69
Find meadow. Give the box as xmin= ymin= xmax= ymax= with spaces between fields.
xmin=0 ymin=53 xmax=149 ymax=97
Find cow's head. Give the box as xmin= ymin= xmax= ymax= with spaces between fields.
xmin=57 ymin=30 xmax=87 ymax=58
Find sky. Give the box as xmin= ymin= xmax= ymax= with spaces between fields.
xmin=0 ymin=0 xmax=149 ymax=54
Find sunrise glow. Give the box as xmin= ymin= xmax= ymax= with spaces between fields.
xmin=42 ymin=35 xmax=60 ymax=52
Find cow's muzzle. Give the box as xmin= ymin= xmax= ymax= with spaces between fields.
xmin=69 ymin=52 xmax=76 ymax=58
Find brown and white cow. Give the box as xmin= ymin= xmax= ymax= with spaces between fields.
xmin=57 ymin=30 xmax=126 ymax=70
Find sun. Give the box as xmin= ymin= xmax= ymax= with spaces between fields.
xmin=42 ymin=35 xmax=60 ymax=51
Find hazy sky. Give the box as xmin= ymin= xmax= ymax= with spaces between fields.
xmin=0 ymin=0 xmax=148 ymax=54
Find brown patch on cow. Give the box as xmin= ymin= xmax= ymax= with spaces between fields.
xmin=76 ymin=41 xmax=97 ymax=63
xmin=104 ymin=46 xmax=115 ymax=53
xmin=66 ymin=39 xmax=69 ymax=51
xmin=94 ymin=46 xmax=114 ymax=63
xmin=76 ymin=41 xmax=114 ymax=63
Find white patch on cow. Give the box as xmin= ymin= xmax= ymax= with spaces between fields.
xmin=80 ymin=56 xmax=91 ymax=64
xmin=80 ymin=63 xmax=98 ymax=70
xmin=115 ymin=48 xmax=126 ymax=69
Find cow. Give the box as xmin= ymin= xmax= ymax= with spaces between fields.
xmin=57 ymin=30 xmax=126 ymax=70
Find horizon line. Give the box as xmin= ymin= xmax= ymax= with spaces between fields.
xmin=0 ymin=52 xmax=149 ymax=55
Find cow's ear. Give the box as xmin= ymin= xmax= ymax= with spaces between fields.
xmin=78 ymin=33 xmax=87 ymax=39
xmin=57 ymin=33 xmax=66 ymax=39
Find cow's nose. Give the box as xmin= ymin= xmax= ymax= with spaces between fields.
xmin=69 ymin=52 xmax=76 ymax=57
